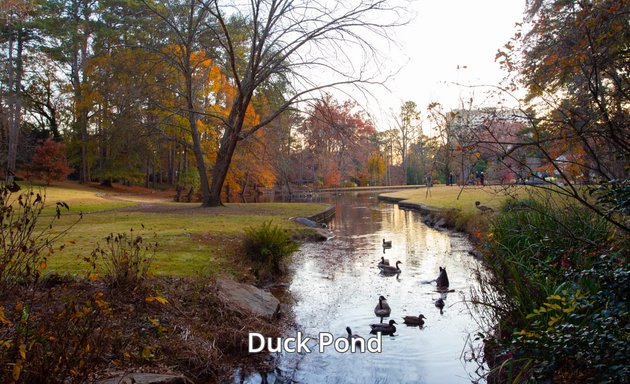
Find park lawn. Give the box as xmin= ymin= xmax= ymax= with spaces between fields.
xmin=380 ymin=185 xmax=527 ymax=215
xmin=18 ymin=181 xmax=136 ymax=213
xmin=44 ymin=202 xmax=328 ymax=277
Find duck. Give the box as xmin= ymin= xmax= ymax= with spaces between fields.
xmin=436 ymin=266 xmax=449 ymax=288
xmin=374 ymin=295 xmax=391 ymax=317
xmin=379 ymin=261 xmax=402 ymax=274
xmin=475 ymin=201 xmax=494 ymax=213
xmin=402 ymin=314 xmax=426 ymax=326
xmin=377 ymin=256 xmax=390 ymax=268
xmin=346 ymin=326 xmax=362 ymax=340
xmin=382 ymin=238 xmax=392 ymax=248
xmin=370 ymin=319 xmax=397 ymax=335
xmin=434 ymin=298 xmax=445 ymax=309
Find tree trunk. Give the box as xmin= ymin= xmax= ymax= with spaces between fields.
xmin=189 ymin=107 xmax=211 ymax=205
xmin=206 ymin=131 xmax=239 ymax=206
xmin=6 ymin=27 xmax=24 ymax=177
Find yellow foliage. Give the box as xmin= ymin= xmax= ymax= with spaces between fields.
xmin=0 ymin=307 xmax=12 ymax=325
xmin=12 ymin=360 xmax=22 ymax=381
xmin=145 ymin=295 xmax=169 ymax=305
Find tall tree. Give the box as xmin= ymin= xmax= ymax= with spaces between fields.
xmin=393 ymin=100 xmax=421 ymax=184
xmin=1 ymin=0 xmax=36 ymax=179
xmin=37 ymin=0 xmax=101 ymax=183
xmin=301 ymin=94 xmax=376 ymax=187
xmin=492 ymin=0 xmax=630 ymax=231
xmin=194 ymin=0 xmax=403 ymax=205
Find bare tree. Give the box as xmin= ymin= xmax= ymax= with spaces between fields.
xmin=194 ymin=0 xmax=405 ymax=206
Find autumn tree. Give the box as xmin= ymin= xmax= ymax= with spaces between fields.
xmin=176 ymin=0 xmax=403 ymax=205
xmin=29 ymin=137 xmax=73 ymax=184
xmin=491 ymin=0 xmax=630 ymax=231
xmin=301 ymin=94 xmax=377 ymax=187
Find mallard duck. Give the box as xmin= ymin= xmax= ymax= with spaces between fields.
xmin=382 ymin=239 xmax=392 ymax=248
xmin=402 ymin=314 xmax=426 ymax=326
xmin=370 ymin=319 xmax=397 ymax=335
xmin=436 ymin=266 xmax=449 ymax=288
xmin=374 ymin=295 xmax=391 ymax=317
xmin=346 ymin=326 xmax=362 ymax=340
xmin=379 ymin=261 xmax=402 ymax=274
xmin=377 ymin=256 xmax=390 ymax=268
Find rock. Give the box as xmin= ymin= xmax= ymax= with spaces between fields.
xmin=216 ymin=279 xmax=280 ymax=318
xmin=294 ymin=217 xmax=333 ymax=240
xmin=293 ymin=217 xmax=319 ymax=228
xmin=97 ymin=373 xmax=192 ymax=384
xmin=434 ymin=218 xmax=447 ymax=228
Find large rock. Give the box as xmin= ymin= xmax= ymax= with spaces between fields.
xmin=216 ymin=279 xmax=280 ymax=318
xmin=97 ymin=373 xmax=191 ymax=384
xmin=293 ymin=217 xmax=333 ymax=240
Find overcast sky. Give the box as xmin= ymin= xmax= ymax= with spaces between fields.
xmin=365 ymin=0 xmax=527 ymax=130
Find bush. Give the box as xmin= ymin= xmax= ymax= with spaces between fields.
xmin=472 ymin=196 xmax=628 ymax=383
xmin=511 ymin=254 xmax=629 ymax=383
xmin=243 ymin=220 xmax=299 ymax=274
xmin=0 ymin=184 xmax=78 ymax=290
xmin=28 ymin=137 xmax=73 ymax=185
xmin=89 ymin=228 xmax=157 ymax=288
xmin=0 ymin=289 xmax=113 ymax=384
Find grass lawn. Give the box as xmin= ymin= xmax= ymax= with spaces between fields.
xmin=19 ymin=181 xmax=137 ymax=213
xmin=13 ymin=182 xmax=329 ymax=277
xmin=45 ymin=203 xmax=328 ymax=277
xmin=380 ymin=185 xmax=525 ymax=215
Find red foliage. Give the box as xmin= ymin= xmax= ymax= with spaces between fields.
xmin=29 ymin=137 xmax=73 ymax=185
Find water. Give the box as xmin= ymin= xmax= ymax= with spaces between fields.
xmin=238 ymin=192 xmax=485 ymax=384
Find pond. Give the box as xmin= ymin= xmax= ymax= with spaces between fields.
xmin=237 ymin=191 xmax=486 ymax=384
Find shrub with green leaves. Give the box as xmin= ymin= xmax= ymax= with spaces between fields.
xmin=474 ymin=195 xmax=628 ymax=383
xmin=511 ymin=255 xmax=629 ymax=383
xmin=243 ymin=220 xmax=299 ymax=273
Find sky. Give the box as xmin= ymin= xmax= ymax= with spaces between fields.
xmin=363 ymin=0 xmax=527 ymax=131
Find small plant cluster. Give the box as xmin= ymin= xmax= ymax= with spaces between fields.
xmin=512 ymin=256 xmax=629 ymax=382
xmin=243 ymin=220 xmax=299 ymax=275
xmin=0 ymin=184 xmax=77 ymax=290
xmin=473 ymin=195 xmax=629 ymax=383
xmin=88 ymin=228 xmax=157 ymax=288
xmin=0 ymin=289 xmax=113 ymax=384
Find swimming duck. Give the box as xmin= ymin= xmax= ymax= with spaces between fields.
xmin=374 ymin=295 xmax=391 ymax=317
xmin=377 ymin=256 xmax=390 ymax=268
xmin=436 ymin=266 xmax=449 ymax=288
xmin=382 ymin=239 xmax=392 ymax=248
xmin=370 ymin=319 xmax=397 ymax=335
xmin=379 ymin=261 xmax=402 ymax=274
xmin=402 ymin=314 xmax=426 ymax=326
xmin=346 ymin=326 xmax=362 ymax=340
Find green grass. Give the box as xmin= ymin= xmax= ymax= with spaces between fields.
xmin=18 ymin=182 xmax=136 ymax=213
xmin=380 ymin=185 xmax=525 ymax=214
xmin=44 ymin=202 xmax=328 ymax=277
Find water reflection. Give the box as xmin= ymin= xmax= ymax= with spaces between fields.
xmin=238 ymin=192 xmax=484 ymax=384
